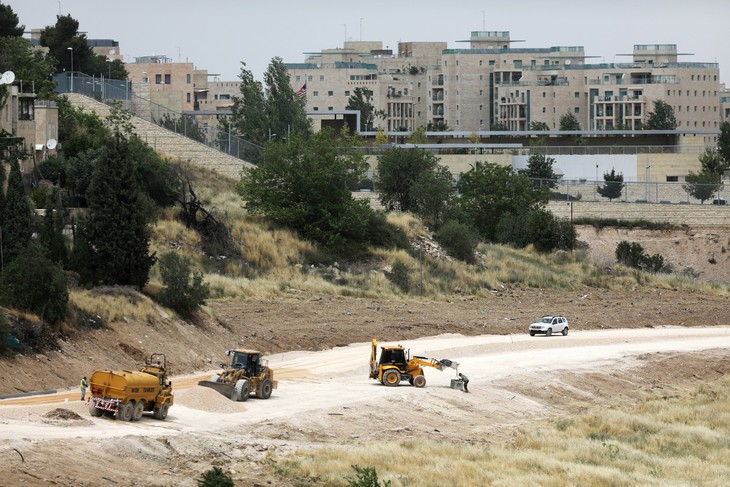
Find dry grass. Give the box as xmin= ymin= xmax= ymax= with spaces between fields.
xmin=69 ymin=288 xmax=160 ymax=324
xmin=275 ymin=377 xmax=730 ymax=486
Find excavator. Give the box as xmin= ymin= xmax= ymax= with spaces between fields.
xmin=369 ymin=338 xmax=465 ymax=389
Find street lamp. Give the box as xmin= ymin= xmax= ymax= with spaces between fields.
xmin=67 ymin=47 xmax=73 ymax=92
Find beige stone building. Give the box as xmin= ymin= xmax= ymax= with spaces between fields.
xmin=285 ymin=32 xmax=724 ymax=145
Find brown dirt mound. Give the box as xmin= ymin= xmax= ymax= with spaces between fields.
xmin=43 ymin=408 xmax=83 ymax=420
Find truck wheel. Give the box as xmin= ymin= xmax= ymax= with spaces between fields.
xmin=256 ymin=379 xmax=273 ymax=399
xmin=104 ymin=410 xmax=116 ymax=418
xmin=118 ymin=402 xmax=133 ymax=422
xmin=233 ymin=379 xmax=251 ymax=402
xmin=153 ymin=401 xmax=170 ymax=420
xmin=382 ymin=370 xmax=400 ymax=387
xmin=413 ymin=375 xmax=426 ymax=388
xmin=89 ymin=406 xmax=104 ymax=417
xmin=132 ymin=400 xmax=145 ymax=421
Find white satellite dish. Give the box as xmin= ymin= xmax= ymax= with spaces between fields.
xmin=46 ymin=139 xmax=57 ymax=150
xmin=109 ymin=49 xmax=116 ymax=55
xmin=565 ymin=60 xmax=571 ymax=65
xmin=0 ymin=71 xmax=15 ymax=85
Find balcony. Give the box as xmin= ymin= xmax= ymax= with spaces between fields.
xmin=432 ymin=94 xmax=444 ymax=101
xmin=432 ymin=78 xmax=444 ymax=86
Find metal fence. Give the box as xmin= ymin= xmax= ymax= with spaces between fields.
xmin=54 ymin=72 xmax=262 ymax=163
xmin=534 ymin=178 xmax=727 ymax=205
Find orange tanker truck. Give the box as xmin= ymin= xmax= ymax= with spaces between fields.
xmin=87 ymin=353 xmax=173 ymax=421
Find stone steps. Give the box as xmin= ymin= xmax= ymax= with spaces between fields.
xmin=66 ymin=93 xmax=253 ymax=179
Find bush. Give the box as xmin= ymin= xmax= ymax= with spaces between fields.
xmin=366 ymin=212 xmax=410 ymax=250
xmin=615 ymin=240 xmax=669 ymax=273
xmin=436 ymin=220 xmax=479 ymax=264
xmin=197 ymin=466 xmax=234 ymax=487
xmin=158 ymin=252 xmax=210 ymax=316
xmin=386 ymin=259 xmax=411 ymax=293
xmin=0 ymin=245 xmax=68 ymax=325
xmin=0 ymin=310 xmax=9 ymax=354
xmin=346 ymin=465 xmax=391 ymax=487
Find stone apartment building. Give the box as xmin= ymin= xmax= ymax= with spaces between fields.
xmin=285 ymin=32 xmax=725 ymax=145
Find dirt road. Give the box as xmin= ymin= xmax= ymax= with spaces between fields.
xmin=1 ymin=327 xmax=728 ymax=486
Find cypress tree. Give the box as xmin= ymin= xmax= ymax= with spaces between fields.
xmin=84 ymin=132 xmax=155 ymax=287
xmin=1 ymin=160 xmax=33 ymax=267
xmin=39 ymin=189 xmax=68 ymax=266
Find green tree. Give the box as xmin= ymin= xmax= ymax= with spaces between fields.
xmin=0 ymin=2 xmax=24 ymax=37
xmin=530 ymin=121 xmax=550 ymax=131
xmin=346 ymin=465 xmax=392 ymax=487
xmin=197 ymin=466 xmax=234 ymax=487
xmin=82 ymin=129 xmax=156 ymax=287
xmin=0 ymin=36 xmax=57 ymax=100
xmin=426 ymin=121 xmax=450 ymax=132
xmin=0 ymin=244 xmax=68 ymax=324
xmin=491 ymin=121 xmax=509 ymax=131
xmin=385 ymin=260 xmax=411 ymax=293
xmin=347 ymin=87 xmax=379 ymax=131
xmin=230 ymin=63 xmax=269 ymax=146
xmin=597 ymin=168 xmax=624 ymax=201
xmin=645 ymin=100 xmax=677 ymax=130
xmin=0 ymin=309 xmax=9 ymax=354
xmin=158 ymin=252 xmax=210 ymax=316
xmin=683 ymin=170 xmax=723 ymax=204
xmin=456 ymin=162 xmax=546 ymax=242
xmin=376 ymin=147 xmax=442 ymax=213
xmin=717 ymin=121 xmax=730 ymax=167
xmin=38 ymin=190 xmax=68 ymax=266
xmin=1 ymin=160 xmax=33 ymax=266
xmin=238 ymin=130 xmax=376 ymax=254
xmin=56 ymin=97 xmax=109 ymax=160
xmin=408 ymin=126 xmax=427 ymax=144
xmin=264 ymin=56 xmax=311 ymax=141
xmin=524 ymin=209 xmax=576 ymax=252
xmin=615 ymin=240 xmax=667 ymax=273
xmin=559 ymin=112 xmax=581 ymax=131
xmin=697 ymin=148 xmax=728 ymax=180
xmin=436 ymin=220 xmax=479 ymax=264
xmin=409 ymin=165 xmax=454 ymax=228
xmin=520 ymin=149 xmax=558 ymax=189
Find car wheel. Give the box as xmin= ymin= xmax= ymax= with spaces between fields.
xmin=546 ymin=328 xmax=552 ymax=337
xmin=529 ymin=331 xmax=535 ymax=336
xmin=562 ymin=327 xmax=569 ymax=336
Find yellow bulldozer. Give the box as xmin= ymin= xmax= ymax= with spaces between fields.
xmin=369 ymin=338 xmax=462 ymax=388
xmin=198 ymin=348 xmax=277 ymax=401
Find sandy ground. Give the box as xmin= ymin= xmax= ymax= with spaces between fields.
xmin=1 ymin=327 xmax=729 ymax=486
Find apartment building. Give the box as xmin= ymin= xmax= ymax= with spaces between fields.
xmin=285 ymin=32 xmax=724 ymax=144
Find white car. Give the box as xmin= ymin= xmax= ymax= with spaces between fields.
xmin=529 ymin=316 xmax=569 ymax=336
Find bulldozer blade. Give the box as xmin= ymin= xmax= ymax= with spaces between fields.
xmin=197 ymin=380 xmax=235 ymax=398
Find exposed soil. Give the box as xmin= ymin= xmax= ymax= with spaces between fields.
xmin=0 ymin=226 xmax=728 ymax=486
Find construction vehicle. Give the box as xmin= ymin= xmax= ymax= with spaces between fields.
xmin=369 ymin=338 xmax=462 ymax=388
xmin=87 ymin=353 xmax=173 ymax=421
xmin=197 ymin=348 xmax=277 ymax=401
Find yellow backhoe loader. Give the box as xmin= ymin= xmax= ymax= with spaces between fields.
xmin=369 ymin=338 xmax=463 ymax=388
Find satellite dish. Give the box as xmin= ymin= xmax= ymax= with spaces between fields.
xmin=46 ymin=139 xmax=57 ymax=150
xmin=109 ymin=49 xmax=116 ymax=55
xmin=565 ymin=60 xmax=571 ymax=65
xmin=0 ymin=71 xmax=15 ymax=85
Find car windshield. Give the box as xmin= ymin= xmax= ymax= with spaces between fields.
xmin=539 ymin=317 xmax=552 ymax=323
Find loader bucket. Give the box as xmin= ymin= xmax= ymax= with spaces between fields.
xmin=197 ymin=380 xmax=235 ymax=398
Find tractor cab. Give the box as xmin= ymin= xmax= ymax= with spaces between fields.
xmin=226 ymin=349 xmax=263 ymax=378
xmin=378 ymin=346 xmax=408 ymax=369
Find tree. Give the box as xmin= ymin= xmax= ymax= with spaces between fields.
xmin=559 ymin=112 xmax=580 ymax=131
xmin=530 ymin=121 xmax=550 ymax=131
xmin=238 ymin=130 xmax=378 ymax=254
xmin=0 ymin=2 xmax=24 ymax=37
xmin=197 ymin=466 xmax=234 ymax=487
xmin=683 ymin=170 xmax=723 ymax=204
xmin=230 ymin=63 xmax=269 ymax=146
xmin=409 ymin=165 xmax=454 ymax=228
xmin=264 ymin=57 xmax=311 ymax=141
xmin=158 ymin=252 xmax=210 ymax=317
xmin=524 ymin=209 xmax=576 ymax=252
xmin=0 ymin=244 xmax=68 ymax=324
xmin=1 ymin=159 xmax=33 ymax=267
xmin=597 ymin=168 xmax=624 ymax=201
xmin=81 ymin=129 xmax=156 ymax=287
xmin=0 ymin=36 xmax=57 ymax=100
xmin=697 ymin=148 xmax=728 ymax=180
xmin=520 ymin=149 xmax=558 ymax=189
xmin=347 ymin=87 xmax=378 ymax=131
xmin=408 ymin=126 xmax=427 ymax=144
xmin=38 ymin=189 xmax=68 ymax=266
xmin=615 ymin=241 xmax=668 ymax=273
xmin=436 ymin=220 xmax=479 ymax=264
xmin=718 ymin=121 xmax=730 ymax=167
xmin=645 ymin=100 xmax=677 ymax=130
xmin=491 ymin=121 xmax=509 ymax=131
xmin=376 ymin=147 xmax=442 ymax=213
xmin=0 ymin=309 xmax=8 ymax=355
xmin=455 ymin=162 xmax=546 ymax=242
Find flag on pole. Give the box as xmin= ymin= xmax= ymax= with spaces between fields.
xmin=295 ymin=83 xmax=307 ymax=98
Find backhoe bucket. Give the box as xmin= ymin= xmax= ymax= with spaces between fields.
xmin=197 ymin=380 xmax=235 ymax=398
xmin=450 ymin=378 xmax=466 ymax=391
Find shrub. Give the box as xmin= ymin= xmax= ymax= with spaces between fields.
xmin=615 ymin=241 xmax=669 ymax=273
xmin=346 ymin=465 xmax=391 ymax=487
xmin=0 ymin=310 xmax=9 ymax=354
xmin=436 ymin=220 xmax=479 ymax=264
xmin=0 ymin=245 xmax=68 ymax=325
xmin=197 ymin=466 xmax=234 ymax=487
xmin=366 ymin=212 xmax=409 ymax=250
xmin=158 ymin=252 xmax=210 ymax=316
xmin=386 ymin=259 xmax=411 ymax=293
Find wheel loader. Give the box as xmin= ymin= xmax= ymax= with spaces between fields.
xmin=198 ymin=349 xmax=277 ymax=401
xmin=369 ymin=338 xmax=463 ymax=389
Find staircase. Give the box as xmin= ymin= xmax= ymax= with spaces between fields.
xmin=66 ymin=93 xmax=254 ymax=179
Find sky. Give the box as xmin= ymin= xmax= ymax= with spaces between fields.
xmin=8 ymin=0 xmax=730 ymax=86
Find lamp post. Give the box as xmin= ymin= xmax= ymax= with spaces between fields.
xmin=67 ymin=47 xmax=73 ymax=92
xmin=106 ymin=58 xmax=112 ymax=79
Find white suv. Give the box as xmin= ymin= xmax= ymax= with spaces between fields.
xmin=529 ymin=316 xmax=569 ymax=336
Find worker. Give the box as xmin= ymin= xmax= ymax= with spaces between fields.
xmin=80 ymin=376 xmax=89 ymax=401
xmin=458 ymin=373 xmax=469 ymax=393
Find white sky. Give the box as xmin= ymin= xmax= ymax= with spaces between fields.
xmin=8 ymin=0 xmax=730 ymax=86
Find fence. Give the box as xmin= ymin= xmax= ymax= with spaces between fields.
xmin=54 ymin=72 xmax=262 ymax=163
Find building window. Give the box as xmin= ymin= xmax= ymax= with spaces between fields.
xmin=313 ymin=91 xmax=319 ymax=96
xmin=691 ymin=75 xmax=694 ymax=80
xmin=219 ymin=94 xmax=230 ymax=100
xmin=575 ymin=92 xmax=580 ymax=98
xmin=666 ymin=176 xmax=678 ymax=182
xmin=417 ymin=97 xmax=420 ymax=102
xmin=165 ymin=74 xmax=171 ymax=84
xmin=344 ymin=90 xmax=350 ymax=96
xmin=328 ymin=91 xmax=333 ymax=96
xmin=489 ymin=60 xmax=495 ymax=66
xmin=667 ymin=90 xmax=670 ymax=96
xmin=155 ymin=74 xmax=162 ymax=84
xmin=313 ymin=106 xmax=319 ymax=111
xmin=480 ymin=119 xmax=484 ymax=125
xmin=479 ymin=104 xmax=483 ymax=110
xmin=186 ymin=74 xmax=191 ymax=84
xmin=479 ymin=90 xmax=483 ymax=96
xmin=186 ymin=92 xmax=191 ymax=102
xmin=542 ymin=107 xmax=546 ymax=113
xmin=307 ymin=75 xmax=312 ymax=81
xmin=296 ymin=75 xmax=301 ymax=81
xmin=479 ymin=60 xmax=482 ymax=66
xmin=404 ymin=88 xmax=408 ymax=95
xmin=328 ymin=107 xmax=333 ymax=111
xmin=542 ymin=92 xmax=546 ymax=98
xmin=319 ymin=75 xmax=324 ymax=81
xmin=456 ymin=60 xmax=459 ymax=66
xmin=574 ymin=107 xmax=580 ymax=113
xmin=479 ymin=75 xmax=482 ymax=80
